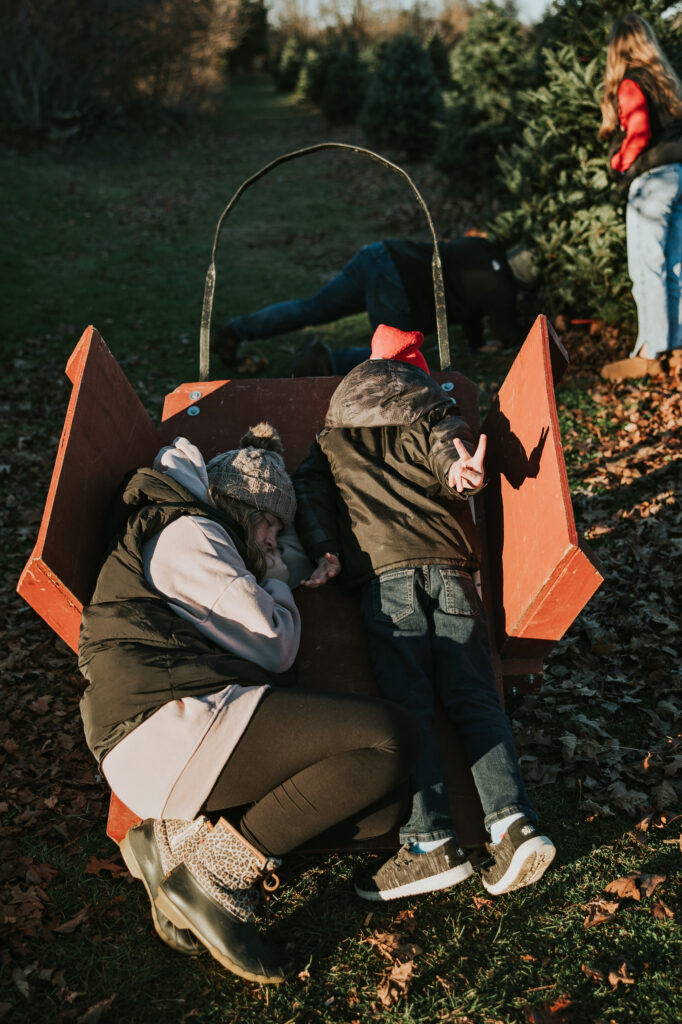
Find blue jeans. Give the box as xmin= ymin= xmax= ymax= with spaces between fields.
xmin=230 ymin=242 xmax=412 ymax=340
xmin=329 ymin=346 xmax=371 ymax=375
xmin=361 ymin=566 xmax=535 ymax=844
xmin=627 ymin=163 xmax=682 ymax=358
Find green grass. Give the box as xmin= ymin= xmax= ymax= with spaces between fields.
xmin=1 ymin=76 xmax=680 ymax=1024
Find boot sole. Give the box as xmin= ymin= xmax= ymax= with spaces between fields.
xmin=355 ymin=860 xmax=473 ymax=901
xmin=482 ymin=836 xmax=555 ymax=896
xmin=154 ymin=887 xmax=291 ymax=985
xmin=119 ymin=831 xmax=200 ymax=956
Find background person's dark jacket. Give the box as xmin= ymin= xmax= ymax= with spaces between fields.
xmin=294 ymin=360 xmax=482 ymax=588
xmin=385 ymin=237 xmax=522 ymax=349
xmin=79 ymin=469 xmax=270 ymax=763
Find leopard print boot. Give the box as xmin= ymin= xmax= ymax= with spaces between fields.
xmin=155 ymin=818 xmax=295 ymax=984
xmin=120 ymin=817 xmax=211 ymax=955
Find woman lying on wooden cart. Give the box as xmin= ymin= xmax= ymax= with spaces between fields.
xmin=77 ymin=424 xmax=418 ymax=985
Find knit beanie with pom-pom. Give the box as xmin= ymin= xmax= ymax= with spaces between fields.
xmin=206 ymin=422 xmax=296 ymax=525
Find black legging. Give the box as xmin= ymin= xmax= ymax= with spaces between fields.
xmin=204 ymin=689 xmax=419 ymax=857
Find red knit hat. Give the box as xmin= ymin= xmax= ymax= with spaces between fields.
xmin=370 ymin=324 xmax=430 ymax=375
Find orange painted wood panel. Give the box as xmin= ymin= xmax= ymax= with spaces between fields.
xmin=159 ymin=372 xmax=480 ymax=471
xmin=16 ymin=326 xmax=162 ymax=652
xmin=482 ymin=316 xmax=603 ymax=663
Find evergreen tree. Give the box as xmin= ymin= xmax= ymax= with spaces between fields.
xmin=536 ymin=0 xmax=678 ymax=65
xmin=490 ymin=0 xmax=680 ymax=323
xmin=320 ymin=42 xmax=367 ymax=124
xmin=426 ymin=31 xmax=451 ymax=88
xmin=297 ymin=46 xmax=326 ymax=103
xmin=275 ymin=37 xmax=304 ymax=92
xmin=359 ymin=34 xmax=444 ymax=159
xmin=434 ymin=1 xmax=537 ymax=190
xmin=223 ymin=0 xmax=268 ymax=75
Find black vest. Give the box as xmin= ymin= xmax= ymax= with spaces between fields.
xmin=79 ymin=468 xmax=270 ymax=763
xmin=616 ymin=67 xmax=682 ymax=184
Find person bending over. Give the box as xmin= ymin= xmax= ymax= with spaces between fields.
xmin=213 ymin=236 xmax=537 ymax=368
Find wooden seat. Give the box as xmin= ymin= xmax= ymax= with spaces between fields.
xmin=17 ymin=316 xmax=603 ymax=848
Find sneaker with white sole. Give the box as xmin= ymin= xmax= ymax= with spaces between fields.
xmin=354 ymin=839 xmax=473 ymax=901
xmin=481 ymin=817 xmax=555 ymax=895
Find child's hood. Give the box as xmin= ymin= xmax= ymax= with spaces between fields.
xmin=324 ymin=359 xmax=457 ymax=430
xmin=153 ymin=436 xmax=215 ymax=506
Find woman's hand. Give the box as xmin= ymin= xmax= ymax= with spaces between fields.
xmin=300 ymin=552 xmax=341 ymax=588
xmin=264 ymin=547 xmax=290 ymax=584
xmin=448 ymin=434 xmax=487 ymax=493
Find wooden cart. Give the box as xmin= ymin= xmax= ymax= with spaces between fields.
xmin=17 ymin=146 xmax=603 ymax=848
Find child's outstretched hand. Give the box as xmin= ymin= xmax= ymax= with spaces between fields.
xmin=448 ymin=433 xmax=487 ymax=493
xmin=300 ymin=552 xmax=341 ymax=588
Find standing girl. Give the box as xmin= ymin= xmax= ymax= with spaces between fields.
xmin=599 ymin=13 xmax=682 ymax=380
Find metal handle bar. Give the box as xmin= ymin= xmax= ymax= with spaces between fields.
xmin=199 ymin=142 xmax=451 ymax=379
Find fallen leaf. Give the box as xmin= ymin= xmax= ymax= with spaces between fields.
xmin=12 ymin=967 xmax=31 ymax=1000
xmin=376 ymin=959 xmax=414 ymax=1007
xmin=604 ymin=874 xmax=641 ymax=900
xmin=638 ymin=873 xmax=666 ymax=898
xmin=651 ymin=780 xmax=679 ymax=810
xmin=581 ymin=964 xmax=605 ymax=982
xmin=635 ymin=807 xmax=659 ymax=830
xmin=608 ymin=962 xmax=635 ymax=988
xmin=84 ymin=856 xmax=127 ymax=878
xmin=52 ymin=906 xmax=91 ymax=933
xmin=583 ymin=899 xmax=622 ymax=928
xmin=524 ymin=994 xmax=572 ymax=1023
xmin=75 ymin=995 xmax=116 ymax=1023
xmin=603 ymin=871 xmax=665 ymax=902
xmin=652 ymin=899 xmax=674 ymax=920
xmin=393 ymin=907 xmax=416 ymax=932
xmin=25 ymin=862 xmax=57 ymax=885
xmin=366 ymin=930 xmax=403 ymax=957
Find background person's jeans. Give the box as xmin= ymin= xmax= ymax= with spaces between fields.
xmin=361 ymin=566 xmax=535 ymax=845
xmin=627 ymin=163 xmax=682 ymax=358
xmin=230 ymin=242 xmax=412 ymax=340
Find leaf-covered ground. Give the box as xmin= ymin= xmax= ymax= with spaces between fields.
xmin=1 ymin=79 xmax=680 ymax=1024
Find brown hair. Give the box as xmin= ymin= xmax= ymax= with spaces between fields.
xmin=599 ymin=13 xmax=682 ymax=140
xmin=209 ymin=490 xmax=269 ymax=582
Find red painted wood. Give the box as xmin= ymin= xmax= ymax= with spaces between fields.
xmin=107 ymin=792 xmax=142 ymax=844
xmin=482 ymin=316 xmax=603 ymax=671
xmin=16 ymin=326 xmax=162 ymax=652
xmin=159 ymin=372 xmax=480 ymax=471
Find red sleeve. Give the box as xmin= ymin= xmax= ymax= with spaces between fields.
xmin=611 ymin=78 xmax=652 ymax=172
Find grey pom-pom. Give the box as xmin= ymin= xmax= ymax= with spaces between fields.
xmin=239 ymin=421 xmax=284 ymax=456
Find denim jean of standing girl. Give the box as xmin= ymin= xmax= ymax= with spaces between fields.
xmin=627 ymin=162 xmax=682 ymax=358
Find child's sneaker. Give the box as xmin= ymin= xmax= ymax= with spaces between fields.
xmin=481 ymin=817 xmax=555 ymax=895
xmin=354 ymin=839 xmax=473 ymax=901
